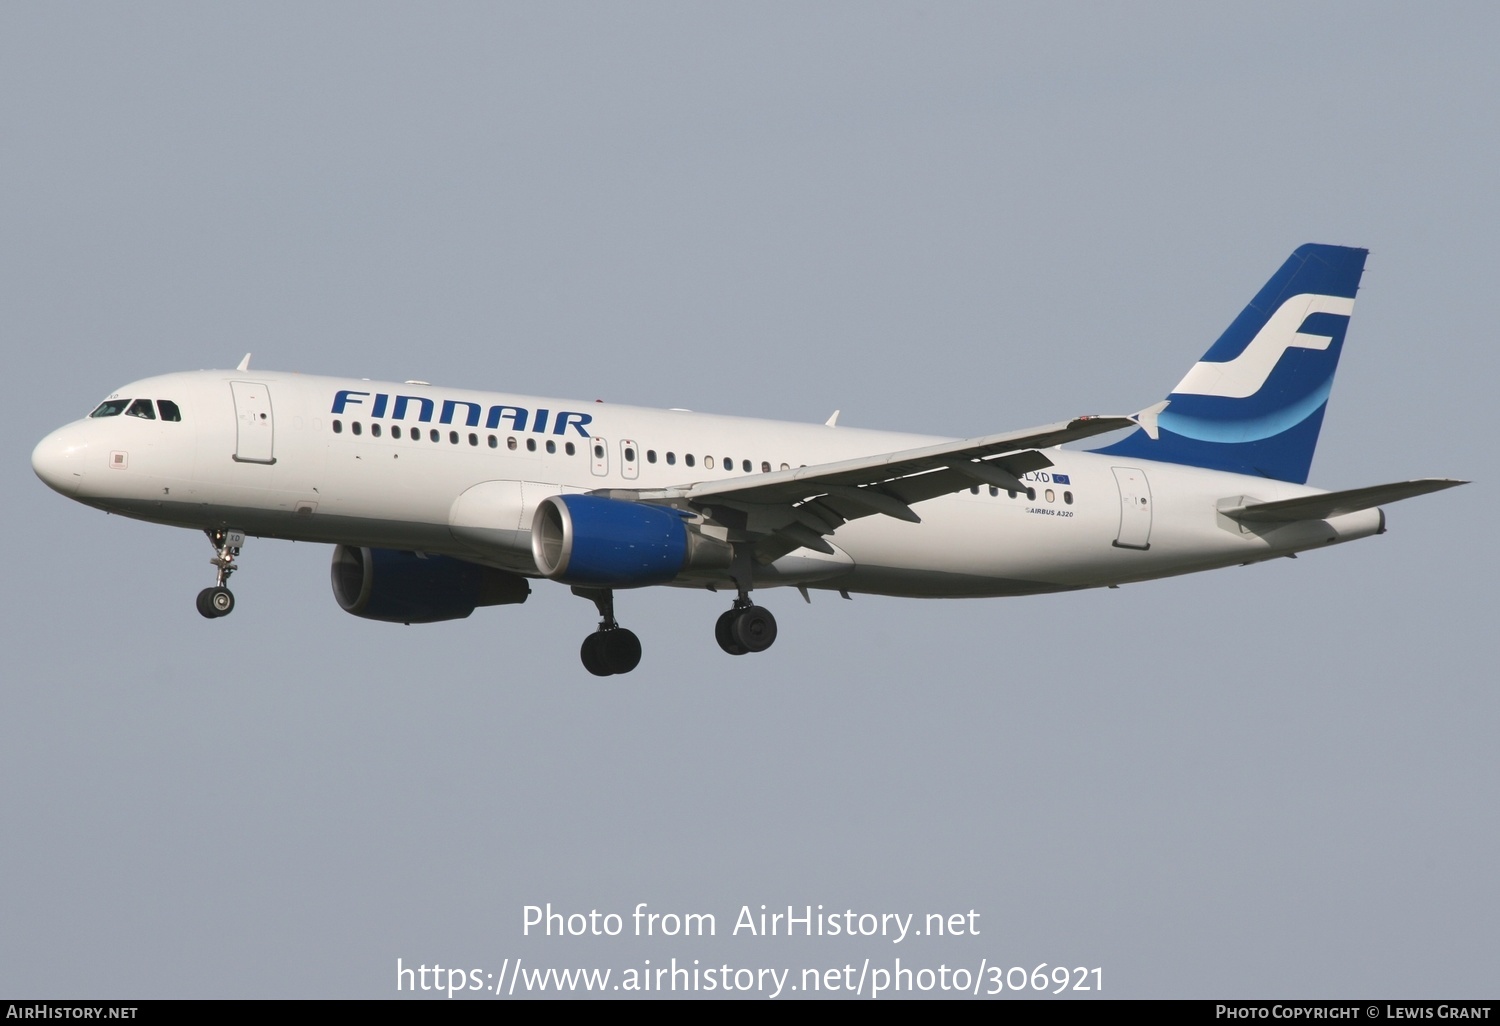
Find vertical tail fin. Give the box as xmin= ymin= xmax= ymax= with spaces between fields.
xmin=1094 ymin=244 xmax=1368 ymax=484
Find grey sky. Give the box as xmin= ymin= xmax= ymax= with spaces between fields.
xmin=2 ymin=3 xmax=1494 ymax=998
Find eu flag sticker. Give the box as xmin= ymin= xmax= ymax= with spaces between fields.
xmin=1052 ymin=473 xmax=1071 ymax=485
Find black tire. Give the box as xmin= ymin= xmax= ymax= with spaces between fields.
xmin=197 ymin=587 xmax=233 ymax=619
xmin=732 ymin=605 xmax=777 ymax=653
xmin=580 ymin=632 xmax=612 ymax=676
xmin=715 ymin=609 xmax=748 ymax=655
xmin=602 ymin=628 xmax=642 ymax=675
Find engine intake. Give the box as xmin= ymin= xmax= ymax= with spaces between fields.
xmin=331 ymin=546 xmax=529 ymax=623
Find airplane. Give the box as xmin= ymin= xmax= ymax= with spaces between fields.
xmin=31 ymin=243 xmax=1465 ymax=676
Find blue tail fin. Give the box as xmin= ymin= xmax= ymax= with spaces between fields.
xmin=1094 ymin=243 xmax=1368 ymax=484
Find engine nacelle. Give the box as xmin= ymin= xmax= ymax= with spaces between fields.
xmin=530 ymin=494 xmax=730 ymax=587
xmin=330 ymin=545 xmax=530 ymax=624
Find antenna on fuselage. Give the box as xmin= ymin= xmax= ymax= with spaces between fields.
xmin=236 ymin=353 xmax=252 ymax=371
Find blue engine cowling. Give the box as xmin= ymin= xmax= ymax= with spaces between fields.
xmin=331 ymin=546 xmax=530 ymax=624
xmin=531 ymin=494 xmax=706 ymax=587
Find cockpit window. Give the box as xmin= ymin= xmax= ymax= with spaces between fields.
xmin=90 ymin=399 xmax=129 ymax=418
xmin=157 ymin=400 xmax=181 ymax=422
xmin=126 ymin=398 xmax=156 ymax=419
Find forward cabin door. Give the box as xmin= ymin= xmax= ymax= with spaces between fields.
xmin=231 ymin=381 xmax=276 ymax=464
xmin=1111 ymin=466 xmax=1152 ymax=550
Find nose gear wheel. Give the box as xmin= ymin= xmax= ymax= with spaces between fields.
xmin=196 ymin=529 xmax=244 ymax=619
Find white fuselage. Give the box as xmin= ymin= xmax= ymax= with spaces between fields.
xmin=31 ymin=369 xmax=1385 ymax=598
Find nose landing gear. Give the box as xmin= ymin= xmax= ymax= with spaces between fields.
xmin=196 ymin=528 xmax=244 ymax=619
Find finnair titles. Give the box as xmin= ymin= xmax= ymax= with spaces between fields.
xmin=32 ymin=244 xmax=1465 ymax=675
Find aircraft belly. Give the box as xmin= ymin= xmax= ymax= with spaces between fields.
xmin=827 ymin=487 xmax=1117 ymax=592
xmin=93 ymin=497 xmax=457 ymax=551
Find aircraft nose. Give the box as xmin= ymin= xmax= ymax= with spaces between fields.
xmin=32 ymin=423 xmax=90 ymax=496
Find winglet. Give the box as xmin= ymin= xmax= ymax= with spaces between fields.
xmin=236 ymin=353 xmax=252 ymax=371
xmin=1131 ymin=400 xmax=1169 ymax=440
xmin=825 ymin=410 xmax=841 ymax=427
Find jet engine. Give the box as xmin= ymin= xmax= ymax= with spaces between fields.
xmin=530 ymin=494 xmax=731 ymax=587
xmin=330 ymin=545 xmax=530 ymax=623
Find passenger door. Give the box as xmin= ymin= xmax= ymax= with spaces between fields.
xmin=231 ymin=381 xmax=276 ymax=464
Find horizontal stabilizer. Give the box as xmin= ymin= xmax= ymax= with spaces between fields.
xmin=1221 ymin=478 xmax=1467 ymax=523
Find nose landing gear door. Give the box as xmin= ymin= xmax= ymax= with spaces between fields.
xmin=231 ymin=381 xmax=276 ymax=465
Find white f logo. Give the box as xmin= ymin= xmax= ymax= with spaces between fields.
xmin=1172 ymin=294 xmax=1355 ymax=400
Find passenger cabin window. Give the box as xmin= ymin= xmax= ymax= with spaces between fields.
xmin=90 ymin=399 xmax=128 ymax=418
xmin=157 ymin=400 xmax=182 ymax=422
xmin=126 ymin=398 xmax=156 ymax=419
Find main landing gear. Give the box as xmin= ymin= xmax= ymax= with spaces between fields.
xmin=715 ymin=549 xmax=777 ymax=656
xmin=573 ymin=587 xmax=642 ymax=677
xmin=570 ymin=559 xmax=779 ymax=674
xmin=196 ymin=528 xmax=244 ymax=619
xmin=714 ymin=599 xmax=777 ymax=656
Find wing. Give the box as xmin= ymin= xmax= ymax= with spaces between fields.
xmin=599 ymin=409 xmax=1157 ymax=562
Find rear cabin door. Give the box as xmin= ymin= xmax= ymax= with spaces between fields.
xmin=231 ymin=381 xmax=276 ymax=464
xmin=1111 ymin=466 xmax=1152 ymax=550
